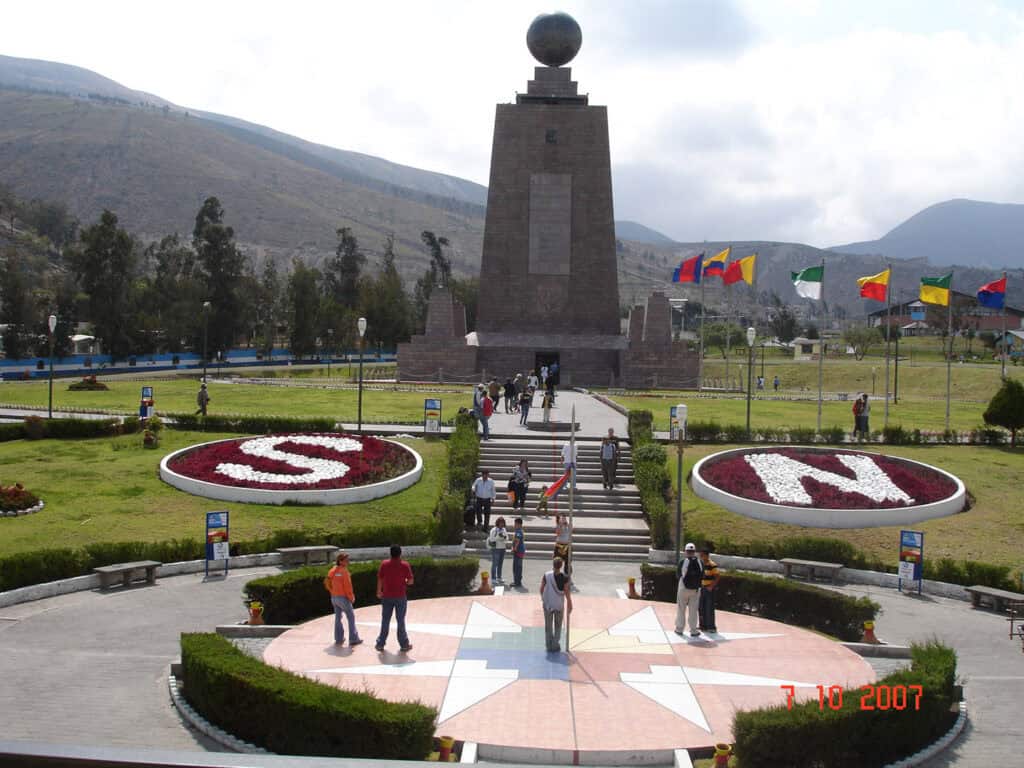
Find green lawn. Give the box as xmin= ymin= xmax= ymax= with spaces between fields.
xmin=670 ymin=443 xmax=1024 ymax=576
xmin=0 ymin=378 xmax=475 ymax=423
xmin=0 ymin=430 xmax=446 ymax=558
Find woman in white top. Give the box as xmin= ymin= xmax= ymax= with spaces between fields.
xmin=553 ymin=514 xmax=572 ymax=577
xmin=487 ymin=516 xmax=510 ymax=584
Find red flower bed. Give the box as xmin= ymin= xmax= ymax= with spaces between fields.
xmin=1 ymin=482 xmax=40 ymax=512
xmin=698 ymin=448 xmax=958 ymax=509
xmin=168 ymin=434 xmax=415 ymax=491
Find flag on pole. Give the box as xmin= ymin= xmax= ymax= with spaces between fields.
xmin=702 ymin=247 xmax=731 ymax=278
xmin=920 ymin=273 xmax=952 ymax=306
xmin=543 ymin=470 xmax=571 ymax=500
xmin=672 ymin=253 xmax=704 ymax=284
xmin=857 ymin=269 xmax=891 ymax=302
xmin=977 ymin=276 xmax=1007 ymax=309
xmin=791 ymin=265 xmax=823 ymax=299
xmin=723 ymin=253 xmax=757 ymax=286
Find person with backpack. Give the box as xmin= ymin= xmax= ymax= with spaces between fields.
xmin=675 ymin=542 xmax=704 ymax=637
xmin=540 ymin=556 xmax=572 ymax=652
xmin=487 ymin=516 xmax=509 ymax=584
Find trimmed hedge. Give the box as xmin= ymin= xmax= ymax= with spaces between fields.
xmin=0 ymin=416 xmax=134 ymax=442
xmin=629 ymin=410 xmax=673 ymax=549
xmin=430 ymin=411 xmax=478 ymax=544
xmin=181 ymin=632 xmax=435 ymax=759
xmin=641 ymin=564 xmax=878 ymax=641
xmin=733 ymin=641 xmax=958 ymax=767
xmin=244 ymin=555 xmax=480 ymax=624
xmin=681 ymin=528 xmax=1016 ymax=591
xmin=0 ymin=523 xmax=432 ymax=593
xmin=166 ymin=413 xmax=337 ymax=433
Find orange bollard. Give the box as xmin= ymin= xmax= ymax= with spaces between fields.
xmin=476 ymin=572 xmax=493 ymax=595
xmin=627 ymin=577 xmax=640 ymax=599
xmin=713 ymin=742 xmax=732 ymax=766
xmin=861 ymin=620 xmax=880 ymax=644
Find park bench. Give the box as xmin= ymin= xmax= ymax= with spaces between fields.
xmin=965 ymin=585 xmax=1024 ymax=613
xmin=276 ymin=545 xmax=339 ymax=566
xmin=93 ymin=560 xmax=162 ymax=590
xmin=779 ymin=558 xmax=844 ymax=584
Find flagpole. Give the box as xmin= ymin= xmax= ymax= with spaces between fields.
xmin=817 ymin=257 xmax=825 ymax=435
xmin=699 ymin=276 xmax=706 ymax=391
xmin=1001 ymin=271 xmax=1007 ymax=380
xmin=725 ymin=284 xmax=732 ymax=390
xmin=566 ymin=403 xmax=576 ymax=653
xmin=946 ymin=272 xmax=954 ymax=432
xmin=884 ymin=263 xmax=891 ymax=428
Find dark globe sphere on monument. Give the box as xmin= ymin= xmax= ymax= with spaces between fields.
xmin=526 ymin=12 xmax=582 ymax=67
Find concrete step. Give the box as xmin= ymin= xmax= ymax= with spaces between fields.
xmin=464 ymin=543 xmax=648 ymax=561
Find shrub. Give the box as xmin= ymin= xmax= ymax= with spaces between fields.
xmin=0 ymin=482 xmax=40 ymax=512
xmin=723 ymin=423 xmax=748 ymax=442
xmin=0 ymin=422 xmax=26 ymax=442
xmin=23 ymin=416 xmax=46 ymax=440
xmin=122 ymin=416 xmax=141 ymax=434
xmin=630 ymin=425 xmax=672 ymax=550
xmin=244 ymin=556 xmax=480 ymax=624
xmin=46 ymin=418 xmax=121 ymax=439
xmin=687 ymin=420 xmax=721 ymax=443
xmin=821 ymin=425 xmax=846 ymax=444
xmin=640 ymin=565 xmax=877 ymax=641
xmin=434 ymin=491 xmax=467 ymax=545
xmin=627 ymin=409 xmax=654 ymax=444
xmin=181 ymin=633 xmax=435 ymax=759
xmin=788 ymin=426 xmax=816 ymax=444
xmin=166 ymin=413 xmax=337 ymax=433
xmin=970 ymin=426 xmax=1005 ymax=445
xmin=67 ymin=375 xmax=109 ymax=391
xmin=882 ymin=425 xmax=908 ymax=445
xmin=732 ymin=640 xmax=957 ymax=767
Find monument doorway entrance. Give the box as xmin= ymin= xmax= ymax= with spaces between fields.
xmin=535 ymin=352 xmax=560 ymax=385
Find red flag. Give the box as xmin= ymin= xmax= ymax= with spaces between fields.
xmin=672 ymin=253 xmax=704 ymax=284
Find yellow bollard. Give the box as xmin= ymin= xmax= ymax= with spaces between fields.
xmin=713 ymin=742 xmax=732 ymax=767
xmin=627 ymin=577 xmax=640 ymax=599
xmin=438 ymin=735 xmax=455 ymax=761
xmin=476 ymin=572 xmax=493 ymax=595
xmin=861 ymin=620 xmax=880 ymax=644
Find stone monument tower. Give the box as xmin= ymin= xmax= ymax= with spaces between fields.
xmin=472 ymin=12 xmax=624 ymax=385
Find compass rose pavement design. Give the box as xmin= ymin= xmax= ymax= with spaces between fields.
xmin=263 ymin=596 xmax=875 ymax=756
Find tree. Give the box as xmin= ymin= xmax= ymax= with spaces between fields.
xmin=421 ymin=230 xmax=451 ymax=288
xmin=287 ymin=258 xmax=320 ymax=358
xmin=805 ymin=324 xmax=819 ymax=340
xmin=703 ymin=322 xmax=745 ymax=359
xmin=842 ymin=325 xmax=882 ymax=361
xmin=257 ymin=257 xmax=283 ymax=355
xmin=148 ymin=234 xmax=203 ymax=352
xmin=360 ymin=234 xmax=411 ymax=349
xmin=69 ymin=210 xmax=137 ymax=360
xmin=983 ymin=377 xmax=1024 ymax=447
xmin=0 ymin=248 xmax=35 ymax=359
xmin=325 ymin=227 xmax=365 ymax=308
xmin=192 ymin=197 xmax=246 ymax=356
xmin=766 ymin=295 xmax=798 ymax=343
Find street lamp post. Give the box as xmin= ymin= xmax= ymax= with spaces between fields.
xmin=745 ymin=326 xmax=755 ymax=439
xmin=327 ymin=328 xmax=333 ymax=379
xmin=357 ymin=317 xmax=367 ymax=433
xmin=760 ymin=341 xmax=766 ymax=380
xmin=872 ymin=366 xmax=877 ymax=396
xmin=201 ymin=301 xmax=211 ymax=382
xmin=47 ymin=314 xmax=57 ymax=418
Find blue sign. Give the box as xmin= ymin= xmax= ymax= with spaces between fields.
xmin=898 ymin=529 xmax=924 ymax=594
xmin=205 ymin=510 xmax=230 ymax=577
xmin=141 ymin=386 xmax=153 ymax=399
xmin=424 ymin=398 xmax=442 ymax=434
xmin=910 ymin=310 xmax=926 ymax=321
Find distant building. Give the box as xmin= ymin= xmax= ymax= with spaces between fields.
xmin=867 ymin=291 xmax=1024 ymax=334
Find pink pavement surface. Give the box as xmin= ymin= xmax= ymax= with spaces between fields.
xmin=263 ymin=595 xmax=875 ymax=754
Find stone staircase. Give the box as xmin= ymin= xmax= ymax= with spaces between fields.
xmin=463 ymin=437 xmax=649 ymax=562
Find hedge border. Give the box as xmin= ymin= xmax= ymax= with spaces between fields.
xmin=180 ymin=632 xmax=435 ymax=759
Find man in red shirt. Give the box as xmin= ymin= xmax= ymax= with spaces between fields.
xmin=375 ymin=545 xmax=415 ymax=652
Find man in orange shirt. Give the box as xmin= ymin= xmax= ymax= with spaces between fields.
xmin=324 ymin=552 xmax=362 ymax=646
xmin=376 ymin=545 xmax=415 ymax=652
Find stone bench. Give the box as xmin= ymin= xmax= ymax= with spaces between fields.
xmin=779 ymin=558 xmax=844 ymax=584
xmin=276 ymin=545 xmax=339 ymax=566
xmin=965 ymin=585 xmax=1024 ymax=614
xmin=93 ymin=560 xmax=162 ymax=590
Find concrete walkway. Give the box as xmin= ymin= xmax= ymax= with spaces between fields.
xmin=481 ymin=389 xmax=627 ymax=439
xmin=0 ymin=559 xmax=1018 ymax=764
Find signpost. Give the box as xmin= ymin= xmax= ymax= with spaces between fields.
xmin=898 ymin=529 xmax=924 ymax=595
xmin=139 ymin=386 xmax=154 ymax=421
xmin=205 ymin=510 xmax=230 ymax=578
xmin=424 ymin=398 xmax=442 ymax=435
xmin=670 ymin=404 xmax=687 ymax=441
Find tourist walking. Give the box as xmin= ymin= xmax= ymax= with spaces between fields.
xmin=488 ymin=379 xmax=501 ymax=411
xmin=324 ymin=551 xmax=362 ymax=646
xmin=675 ymin=543 xmax=703 ymax=637
xmin=554 ymin=513 xmax=572 ymax=577
xmin=512 ymin=459 xmax=532 ymax=509
xmin=540 ymin=364 xmax=549 ymax=388
xmin=853 ymin=393 xmax=870 ymax=441
xmin=860 ymin=393 xmax=871 ymax=438
xmin=698 ymin=546 xmax=720 ymax=633
xmin=561 ymin=440 xmax=577 ymax=472
xmin=549 ymin=361 xmax=560 ymax=385
xmin=519 ymin=387 xmax=532 ymax=425
xmin=511 ymin=517 xmax=526 ymax=587
xmin=195 ymin=383 xmax=210 ymax=416
xmin=528 ymin=370 xmax=539 ymax=390
xmin=478 ymin=386 xmax=493 ymax=440
xmin=472 ymin=469 xmax=496 ymax=530
xmin=600 ymin=428 xmax=619 ymax=489
xmin=540 ymin=556 xmax=572 ymax=652
xmin=773 ymin=375 xmax=780 ymax=391
xmin=503 ymin=377 xmax=516 ymax=413
xmin=375 ymin=545 xmax=414 ymax=652
xmin=487 ymin=516 xmax=509 ymax=584
xmin=541 ymin=388 xmax=553 ymax=423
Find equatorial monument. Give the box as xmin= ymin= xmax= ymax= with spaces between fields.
xmin=398 ymin=12 xmax=698 ymax=388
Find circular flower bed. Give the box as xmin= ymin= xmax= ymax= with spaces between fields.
xmin=691 ymin=446 xmax=965 ymax=528
xmin=159 ymin=433 xmax=423 ymax=505
xmin=1 ymin=482 xmax=44 ymax=517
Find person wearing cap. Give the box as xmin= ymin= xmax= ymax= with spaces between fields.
xmin=473 ymin=384 xmax=492 ymax=440
xmin=195 ymin=382 xmax=210 ymax=416
xmin=698 ymin=546 xmax=720 ymax=633
xmin=675 ymin=543 xmax=704 ymax=637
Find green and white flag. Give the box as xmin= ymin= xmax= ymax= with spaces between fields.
xmin=791 ymin=265 xmax=824 ymax=300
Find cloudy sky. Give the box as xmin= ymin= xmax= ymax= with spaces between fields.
xmin=6 ymin=0 xmax=1024 ymax=247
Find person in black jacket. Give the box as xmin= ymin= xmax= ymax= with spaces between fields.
xmin=674 ymin=542 xmax=704 ymax=637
